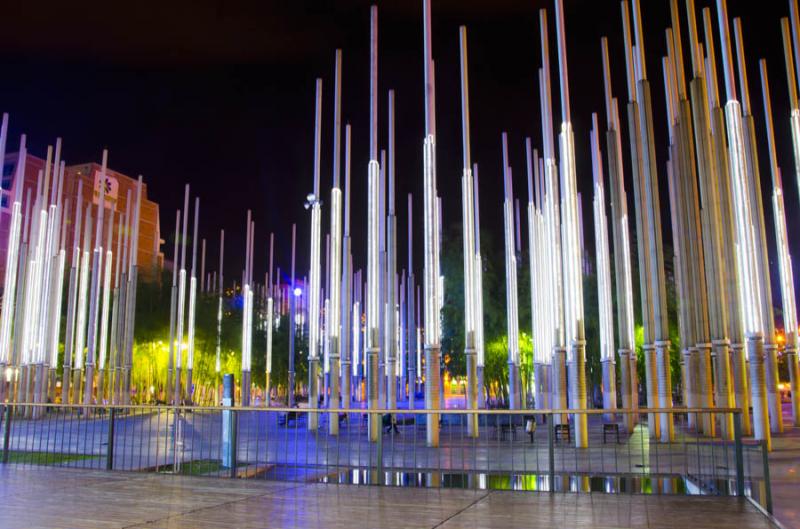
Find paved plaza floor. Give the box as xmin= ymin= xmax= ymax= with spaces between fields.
xmin=0 ymin=466 xmax=778 ymax=529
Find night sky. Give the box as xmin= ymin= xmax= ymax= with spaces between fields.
xmin=0 ymin=0 xmax=794 ymax=300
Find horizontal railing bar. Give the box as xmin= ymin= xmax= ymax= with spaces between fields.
xmin=1 ymin=402 xmax=742 ymax=415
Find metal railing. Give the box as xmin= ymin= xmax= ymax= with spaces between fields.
xmin=0 ymin=403 xmax=771 ymax=511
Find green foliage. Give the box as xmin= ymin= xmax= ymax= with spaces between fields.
xmin=130 ymin=269 xmax=307 ymax=402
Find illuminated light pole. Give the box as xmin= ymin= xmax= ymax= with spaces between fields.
xmin=121 ymin=176 xmax=142 ymax=404
xmin=61 ymin=179 xmax=82 ymax=405
xmin=780 ymin=16 xmax=800 ymax=424
xmin=366 ymin=5 xmax=381 ymax=442
xmin=288 ymin=224 xmax=297 ymax=407
xmin=83 ymin=150 xmax=108 ymax=406
xmin=590 ymin=114 xmax=616 ymax=417
xmin=328 ymin=49 xmax=343 ymax=434
xmin=168 ymin=210 xmax=180 ymax=403
xmin=307 ymin=77 xmax=323 ymax=430
xmin=216 ymin=229 xmax=224 ymax=403
xmin=500 ymin=133 xmax=521 ymax=410
xmin=386 ymin=90 xmax=398 ymax=412
xmin=715 ymin=0 xmax=770 ymax=449
xmin=96 ymin=211 xmax=113 ymax=403
xmin=552 ymin=0 xmax=587 ymax=446
xmin=421 ymin=0 xmax=442 ymax=447
xmin=241 ymin=212 xmax=254 ymax=406
xmin=72 ymin=203 xmax=92 ymax=404
xmin=406 ymin=194 xmax=416 ymax=410
xmin=732 ymin=18 xmax=781 ymax=435
xmin=680 ymin=0 xmax=734 ymax=438
xmin=107 ymin=195 xmax=125 ymax=403
xmin=24 ymin=146 xmax=52 ymax=410
xmin=600 ymin=38 xmax=636 ymax=430
xmin=265 ymin=232 xmax=274 ymax=405
xmin=379 ymin=149 xmax=386 ymax=411
xmin=473 ymin=165 xmax=485 ymax=409
xmin=702 ymin=6 xmax=749 ymax=435
xmin=41 ymin=147 xmax=65 ymax=404
xmin=663 ymin=27 xmax=712 ymax=435
xmin=186 ymin=197 xmax=200 ymax=404
xmin=538 ymin=9 xmax=566 ymax=422
xmin=174 ymin=185 xmax=190 ymax=405
xmin=341 ymin=124 xmax=353 ymax=410
xmin=459 ymin=25 xmax=478 ymax=435
xmin=527 ymin=144 xmax=548 ymax=412
xmin=621 ymin=0 xmax=673 ymax=441
xmin=760 ymin=57 xmax=800 ymax=427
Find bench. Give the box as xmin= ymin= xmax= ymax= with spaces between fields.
xmin=554 ymin=423 xmax=571 ymax=443
xmin=278 ymin=410 xmax=302 ymax=426
xmin=603 ymin=423 xmax=620 ymax=444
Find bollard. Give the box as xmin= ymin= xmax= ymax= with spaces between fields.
xmin=221 ymin=374 xmax=236 ymax=475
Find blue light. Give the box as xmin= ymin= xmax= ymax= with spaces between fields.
xmin=293 ymin=287 xmax=302 ymax=297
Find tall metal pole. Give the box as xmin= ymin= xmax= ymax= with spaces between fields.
xmin=341 ymin=124 xmax=353 ymax=410
xmin=121 ymin=176 xmax=142 ymax=404
xmin=288 ymin=224 xmax=296 ymax=407
xmin=459 ymin=25 xmax=479 ymax=436
xmin=265 ymin=232 xmax=274 ymax=406
xmin=167 ymin=210 xmax=179 ymax=402
xmin=703 ymin=6 xmax=749 ymax=435
xmin=387 ymin=89 xmax=398 ymax=412
xmin=61 ymin=179 xmax=82 ymax=404
xmin=539 ymin=9 xmax=566 ymax=423
xmin=601 ymin=37 xmax=637 ymax=430
xmin=781 ymin=15 xmax=800 ymax=425
xmin=366 ymin=5 xmax=381 ymax=442
xmin=421 ymin=0 xmax=442 ymax=447
xmin=715 ymin=0 xmax=770 ymax=449
xmin=501 ymin=134 xmax=521 ymax=410
xmin=84 ymin=150 xmax=108 ymax=406
xmin=553 ymin=0 xmax=587 ymax=446
xmin=760 ymin=57 xmax=800 ymax=429
xmin=174 ymin=184 xmax=190 ymax=405
xmin=406 ymin=194 xmax=416 ymax=409
xmin=328 ymin=49 xmax=344 ymax=434
xmin=590 ymin=114 xmax=617 ymax=417
xmin=307 ymin=78 xmax=323 ymax=430
xmin=186 ymin=197 xmax=199 ymax=404
xmin=732 ymin=18 xmax=781 ymax=435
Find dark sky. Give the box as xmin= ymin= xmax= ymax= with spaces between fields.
xmin=0 ymin=0 xmax=794 ymax=296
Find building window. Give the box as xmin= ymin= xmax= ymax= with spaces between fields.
xmin=1 ymin=162 xmax=14 ymax=190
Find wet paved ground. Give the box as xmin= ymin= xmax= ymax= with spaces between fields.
xmin=0 ymin=466 xmax=778 ymax=529
xmin=767 ymin=403 xmax=800 ymax=529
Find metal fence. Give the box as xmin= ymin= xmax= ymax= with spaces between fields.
xmin=0 ymin=403 xmax=771 ymax=512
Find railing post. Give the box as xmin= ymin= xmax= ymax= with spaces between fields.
xmin=376 ymin=412 xmax=383 ymax=485
xmin=733 ymin=412 xmax=744 ymax=497
xmin=2 ymin=404 xmax=12 ymax=464
xmin=761 ymin=440 xmax=772 ymax=514
xmin=106 ymin=408 xmax=116 ymax=470
xmin=230 ymin=410 xmax=238 ymax=479
xmin=548 ymin=413 xmax=555 ymax=490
